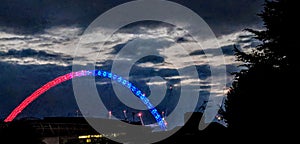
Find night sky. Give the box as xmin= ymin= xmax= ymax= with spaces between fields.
xmin=0 ymin=0 xmax=263 ymax=128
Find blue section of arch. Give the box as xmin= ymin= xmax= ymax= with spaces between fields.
xmin=87 ymin=70 xmax=166 ymax=130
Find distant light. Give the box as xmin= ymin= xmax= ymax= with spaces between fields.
xmin=122 ymin=80 xmax=127 ymax=85
xmin=113 ymin=74 xmax=117 ymax=80
xmin=164 ymin=120 xmax=168 ymax=126
xmin=102 ymin=71 xmax=107 ymax=77
xmin=131 ymin=86 xmax=137 ymax=92
xmin=127 ymin=82 xmax=132 ymax=88
xmin=108 ymin=111 xmax=112 ymax=119
xmin=86 ymin=139 xmax=91 ymax=143
xmin=138 ymin=112 xmax=142 ymax=117
xmin=123 ymin=110 xmax=126 ymax=113
xmin=108 ymin=72 xmax=112 ymax=78
xmin=91 ymin=135 xmax=102 ymax=138
xmin=78 ymin=135 xmax=102 ymax=139
xmin=136 ymin=90 xmax=141 ymax=96
xmin=117 ymin=77 xmax=122 ymax=82
xmin=216 ymin=115 xmax=222 ymax=121
xmin=78 ymin=135 xmax=90 ymax=139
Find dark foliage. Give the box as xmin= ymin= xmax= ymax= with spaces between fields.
xmin=225 ymin=0 xmax=295 ymax=140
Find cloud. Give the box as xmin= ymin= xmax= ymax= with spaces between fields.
xmin=0 ymin=6 xmax=260 ymax=125
xmin=0 ymin=0 xmax=263 ymax=35
xmin=0 ymin=0 xmax=125 ymax=34
xmin=172 ymin=0 xmax=264 ymax=35
xmin=189 ymin=45 xmax=235 ymax=56
xmin=2 ymin=49 xmax=56 ymax=58
xmin=0 ymin=26 xmax=83 ymax=65
xmin=0 ymin=48 xmax=75 ymax=65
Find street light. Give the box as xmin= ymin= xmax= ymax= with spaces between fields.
xmin=108 ymin=111 xmax=112 ymax=119
xmin=138 ymin=112 xmax=144 ymax=126
xmin=123 ymin=110 xmax=128 ymax=120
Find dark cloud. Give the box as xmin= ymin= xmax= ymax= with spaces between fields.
xmin=137 ymin=56 xmax=165 ymax=64
xmin=190 ymin=50 xmax=206 ymax=56
xmin=0 ymin=48 xmax=73 ymax=62
xmin=110 ymin=43 xmax=128 ymax=55
xmin=176 ymin=37 xmax=190 ymax=43
xmin=108 ymin=37 xmax=173 ymax=55
xmin=0 ymin=0 xmax=127 ymax=34
xmin=189 ymin=44 xmax=235 ymax=56
xmin=0 ymin=37 xmax=32 ymax=41
xmin=0 ymin=0 xmax=263 ymax=35
xmin=221 ymin=45 xmax=235 ymax=56
xmin=173 ymin=0 xmax=264 ymax=35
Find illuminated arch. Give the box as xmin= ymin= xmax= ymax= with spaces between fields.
xmin=4 ymin=70 xmax=166 ymax=130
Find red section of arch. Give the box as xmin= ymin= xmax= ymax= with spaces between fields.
xmin=4 ymin=72 xmax=75 ymax=122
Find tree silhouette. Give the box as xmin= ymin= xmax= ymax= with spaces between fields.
xmin=225 ymin=0 xmax=294 ymax=140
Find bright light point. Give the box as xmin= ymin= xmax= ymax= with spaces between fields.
xmin=86 ymin=139 xmax=91 ymax=143
xmin=136 ymin=90 xmax=141 ymax=96
xmin=123 ymin=110 xmax=126 ymax=113
xmin=216 ymin=115 xmax=222 ymax=120
xmin=122 ymin=80 xmax=127 ymax=85
xmin=113 ymin=74 xmax=117 ymax=80
xmin=108 ymin=73 xmax=112 ymax=78
xmin=138 ymin=112 xmax=142 ymax=117
xmin=117 ymin=77 xmax=122 ymax=82
xmin=103 ymin=71 xmax=107 ymax=77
